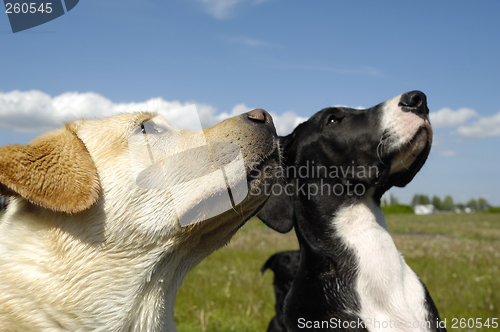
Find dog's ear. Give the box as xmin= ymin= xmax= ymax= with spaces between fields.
xmin=0 ymin=125 xmax=100 ymax=213
xmin=260 ymin=253 xmax=279 ymax=274
xmin=258 ymin=177 xmax=294 ymax=233
xmin=258 ymin=133 xmax=297 ymax=233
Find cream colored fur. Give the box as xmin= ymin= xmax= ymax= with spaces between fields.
xmin=0 ymin=112 xmax=279 ymax=332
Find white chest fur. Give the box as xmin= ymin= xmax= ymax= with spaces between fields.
xmin=333 ymin=197 xmax=431 ymax=332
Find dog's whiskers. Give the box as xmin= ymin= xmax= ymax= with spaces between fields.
xmin=376 ymin=130 xmax=391 ymax=165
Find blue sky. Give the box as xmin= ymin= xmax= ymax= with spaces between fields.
xmin=1 ymin=0 xmax=499 ymax=205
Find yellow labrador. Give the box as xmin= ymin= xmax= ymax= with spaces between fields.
xmin=0 ymin=109 xmax=280 ymax=332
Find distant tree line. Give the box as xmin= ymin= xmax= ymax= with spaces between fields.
xmin=382 ymin=194 xmax=491 ymax=212
xmin=411 ymin=194 xmax=490 ymax=211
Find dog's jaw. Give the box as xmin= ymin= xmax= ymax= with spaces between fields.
xmin=389 ymin=126 xmax=431 ymax=174
xmin=380 ymin=93 xmax=433 ymax=156
xmin=374 ymin=92 xmax=433 ymax=191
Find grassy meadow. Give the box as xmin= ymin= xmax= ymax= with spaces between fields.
xmin=174 ymin=213 xmax=500 ymax=331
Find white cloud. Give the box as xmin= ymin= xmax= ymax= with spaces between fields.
xmin=0 ymin=90 xmax=306 ymax=136
xmin=197 ymin=0 xmax=241 ymax=19
xmin=0 ymin=90 xmax=60 ymax=133
xmin=429 ymin=107 xmax=478 ymax=128
xmin=196 ymin=0 xmax=270 ymax=19
xmin=270 ymin=111 xmax=308 ymax=136
xmin=440 ymin=150 xmax=459 ymax=157
xmin=0 ymin=90 xmax=226 ymax=134
xmin=456 ymin=111 xmax=500 ymax=139
xmin=225 ymin=36 xmax=278 ymax=48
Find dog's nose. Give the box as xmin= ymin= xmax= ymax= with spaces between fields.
xmin=247 ymin=108 xmax=272 ymax=124
xmin=246 ymin=108 xmax=277 ymax=135
xmin=398 ymin=91 xmax=429 ymax=117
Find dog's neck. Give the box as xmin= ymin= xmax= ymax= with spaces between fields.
xmin=333 ymin=195 xmax=429 ymax=330
xmin=291 ymin=193 xmax=430 ymax=331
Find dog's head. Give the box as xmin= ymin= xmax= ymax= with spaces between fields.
xmin=0 ymin=110 xmax=279 ymax=248
xmin=259 ymin=91 xmax=432 ymax=233
xmin=261 ymin=250 xmax=300 ymax=288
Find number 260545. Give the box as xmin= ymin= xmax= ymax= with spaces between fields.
xmin=451 ymin=318 xmax=498 ymax=329
xmin=5 ymin=3 xmax=53 ymax=14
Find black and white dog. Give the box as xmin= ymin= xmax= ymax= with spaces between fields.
xmin=258 ymin=91 xmax=446 ymax=331
xmin=261 ymin=250 xmax=301 ymax=332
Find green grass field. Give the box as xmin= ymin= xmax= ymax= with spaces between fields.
xmin=174 ymin=213 xmax=500 ymax=331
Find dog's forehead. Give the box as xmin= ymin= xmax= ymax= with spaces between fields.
xmin=127 ymin=112 xmax=161 ymax=132
xmin=315 ymin=106 xmax=367 ymax=120
xmin=73 ymin=112 xmax=157 ymax=133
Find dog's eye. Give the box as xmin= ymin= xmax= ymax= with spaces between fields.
xmin=140 ymin=121 xmax=165 ymax=135
xmin=326 ymin=115 xmax=341 ymax=125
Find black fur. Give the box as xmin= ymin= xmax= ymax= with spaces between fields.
xmin=261 ymin=251 xmax=301 ymax=332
